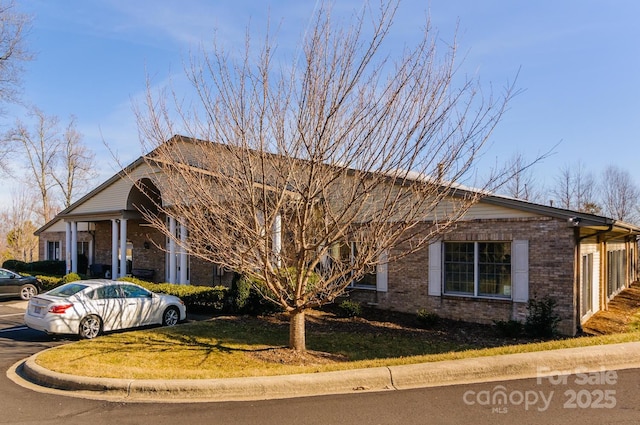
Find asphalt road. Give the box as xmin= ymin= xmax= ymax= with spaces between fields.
xmin=1 ymin=300 xmax=640 ymax=425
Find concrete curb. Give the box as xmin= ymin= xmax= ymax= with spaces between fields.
xmin=388 ymin=341 xmax=640 ymax=389
xmin=18 ymin=341 xmax=640 ymax=402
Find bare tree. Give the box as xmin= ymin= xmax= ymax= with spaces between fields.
xmin=7 ymin=107 xmax=61 ymax=224
xmin=1 ymin=187 xmax=38 ymax=262
xmin=51 ymin=116 xmax=96 ymax=208
xmin=600 ymin=165 xmax=640 ymax=224
xmin=134 ymin=1 xmax=518 ymax=351
xmin=549 ymin=161 xmax=598 ymax=212
xmin=0 ymin=0 xmax=30 ymax=105
xmin=502 ymin=153 xmax=543 ymax=202
xmin=0 ymin=0 xmax=31 ymax=172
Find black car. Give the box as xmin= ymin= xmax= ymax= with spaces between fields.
xmin=0 ymin=268 xmax=42 ymax=300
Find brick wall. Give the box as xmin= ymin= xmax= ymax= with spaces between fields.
xmin=127 ymin=221 xmax=166 ymax=282
xmin=189 ymin=260 xmax=235 ymax=287
xmin=91 ymin=220 xmax=166 ymax=281
xmin=352 ymin=217 xmax=578 ymax=335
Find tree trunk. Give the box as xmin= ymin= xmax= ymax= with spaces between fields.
xmin=289 ymin=309 xmax=306 ymax=352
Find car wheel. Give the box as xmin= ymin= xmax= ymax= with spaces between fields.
xmin=79 ymin=315 xmax=102 ymax=339
xmin=162 ymin=307 xmax=180 ymax=326
xmin=20 ymin=284 xmax=38 ymax=300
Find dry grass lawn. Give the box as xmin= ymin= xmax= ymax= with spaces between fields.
xmin=582 ymin=282 xmax=640 ymax=334
xmin=35 ymin=283 xmax=640 ymax=380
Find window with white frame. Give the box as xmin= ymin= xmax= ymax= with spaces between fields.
xmin=47 ymin=241 xmax=60 ymax=260
xmin=443 ymin=241 xmax=512 ymax=298
xmin=581 ymin=253 xmax=594 ymax=316
xmin=327 ymin=241 xmax=377 ymax=289
xmin=607 ymin=249 xmax=626 ymax=297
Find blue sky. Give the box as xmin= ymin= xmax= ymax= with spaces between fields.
xmin=8 ymin=0 xmax=640 ymax=201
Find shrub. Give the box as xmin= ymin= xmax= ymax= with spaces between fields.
xmin=2 ymin=259 xmax=66 ymax=275
xmin=229 ymin=274 xmax=252 ymax=313
xmin=27 ymin=260 xmax=66 ymax=275
xmin=37 ymin=275 xmax=63 ymax=292
xmin=336 ymin=300 xmax=363 ymax=318
xmin=118 ymin=277 xmax=229 ymax=314
xmin=60 ymin=273 xmax=82 ymax=284
xmin=3 ymin=259 xmax=28 ymax=272
xmin=525 ymin=295 xmax=561 ymax=338
xmin=494 ymin=319 xmax=523 ymax=338
xmin=416 ymin=308 xmax=440 ymax=328
xmin=228 ymin=274 xmax=282 ymax=316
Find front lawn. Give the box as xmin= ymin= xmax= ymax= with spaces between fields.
xmin=35 ymin=302 xmax=640 ymax=380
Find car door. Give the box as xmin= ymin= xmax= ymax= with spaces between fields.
xmin=89 ymin=285 xmax=128 ymax=331
xmin=120 ymin=284 xmax=156 ymax=327
xmin=0 ymin=269 xmax=17 ymax=296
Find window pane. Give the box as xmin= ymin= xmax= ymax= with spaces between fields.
xmin=355 ymin=271 xmax=376 ymax=288
xmin=444 ymin=242 xmax=474 ymax=294
xmin=47 ymin=241 xmax=60 ymax=261
xmin=48 ymin=283 xmax=88 ymax=297
xmin=478 ymin=242 xmax=511 ymax=297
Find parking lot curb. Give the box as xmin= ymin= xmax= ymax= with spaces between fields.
xmin=16 ymin=341 xmax=640 ymax=402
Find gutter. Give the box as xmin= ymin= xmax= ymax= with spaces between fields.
xmin=577 ymin=222 xmax=614 ymax=242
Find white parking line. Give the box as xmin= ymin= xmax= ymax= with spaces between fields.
xmin=0 ymin=313 xmax=24 ymax=318
xmin=0 ymin=326 xmax=27 ymax=333
xmin=4 ymin=301 xmax=28 ymax=309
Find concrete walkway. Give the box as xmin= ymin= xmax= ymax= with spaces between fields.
xmin=10 ymin=341 xmax=640 ymax=403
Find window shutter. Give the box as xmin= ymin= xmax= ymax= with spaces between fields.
xmin=428 ymin=241 xmax=442 ymax=296
xmin=512 ymin=240 xmax=529 ymax=302
xmin=376 ymin=250 xmax=388 ymax=292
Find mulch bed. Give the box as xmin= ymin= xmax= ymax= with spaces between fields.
xmin=247 ymin=283 xmax=640 ymax=365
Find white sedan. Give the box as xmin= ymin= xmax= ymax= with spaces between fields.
xmin=24 ymin=280 xmax=186 ymax=339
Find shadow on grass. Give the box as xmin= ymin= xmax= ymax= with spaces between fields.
xmin=109 ymin=312 xmax=520 ymax=362
xmin=57 ymin=316 xmax=291 ymax=366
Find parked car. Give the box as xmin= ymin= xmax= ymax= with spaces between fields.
xmin=0 ymin=268 xmax=42 ymax=300
xmin=24 ymin=280 xmax=186 ymax=339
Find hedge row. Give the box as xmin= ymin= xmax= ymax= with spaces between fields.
xmin=18 ymin=270 xmax=282 ymax=316
xmin=3 ymin=259 xmax=66 ymax=275
xmin=118 ymin=277 xmax=229 ymax=313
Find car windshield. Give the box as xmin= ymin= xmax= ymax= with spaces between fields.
xmin=47 ymin=283 xmax=89 ymax=297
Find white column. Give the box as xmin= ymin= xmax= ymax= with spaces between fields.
xmin=273 ymin=213 xmax=282 ymax=267
xmin=119 ymin=218 xmax=128 ymax=278
xmin=71 ymin=221 xmax=78 ymax=273
xmin=65 ymin=221 xmax=72 ymax=274
xmin=179 ymin=221 xmax=188 ymax=285
xmin=111 ymin=219 xmax=119 ymax=279
xmin=169 ymin=216 xmax=177 ymax=284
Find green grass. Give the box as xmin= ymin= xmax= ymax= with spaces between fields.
xmin=36 ymin=314 xmax=640 ymax=380
xmin=630 ymin=311 xmax=640 ymax=332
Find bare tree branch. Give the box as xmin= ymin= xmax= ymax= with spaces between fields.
xmin=0 ymin=186 xmax=38 ymax=262
xmin=0 ymin=1 xmax=32 ymax=172
xmin=600 ymin=165 xmax=640 ymax=224
xmin=0 ymin=0 xmax=31 ymax=104
xmin=6 ymin=106 xmax=61 ymax=224
xmin=549 ymin=160 xmax=598 ymax=212
xmin=131 ymin=1 xmax=521 ymax=351
xmin=51 ymin=116 xmax=97 ymax=208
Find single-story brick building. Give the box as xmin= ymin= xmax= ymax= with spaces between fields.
xmin=35 ymin=137 xmax=640 ymax=335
